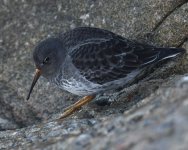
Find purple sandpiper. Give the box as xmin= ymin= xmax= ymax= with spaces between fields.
xmin=27 ymin=27 xmax=185 ymax=119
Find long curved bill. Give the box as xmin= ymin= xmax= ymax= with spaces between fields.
xmin=26 ymin=68 xmax=41 ymax=100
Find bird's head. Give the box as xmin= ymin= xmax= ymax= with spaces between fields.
xmin=27 ymin=37 xmax=65 ymax=100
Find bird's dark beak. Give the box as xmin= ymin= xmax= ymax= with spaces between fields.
xmin=26 ymin=68 xmax=41 ymax=100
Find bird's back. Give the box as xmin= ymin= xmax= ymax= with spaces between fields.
xmin=58 ymin=27 xmax=123 ymax=50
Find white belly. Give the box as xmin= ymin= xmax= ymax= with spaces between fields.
xmin=54 ymin=77 xmax=102 ymax=96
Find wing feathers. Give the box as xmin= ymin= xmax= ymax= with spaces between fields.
xmin=70 ymin=36 xmax=159 ymax=84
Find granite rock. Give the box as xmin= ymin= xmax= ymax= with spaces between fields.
xmin=0 ymin=0 xmax=188 ymax=149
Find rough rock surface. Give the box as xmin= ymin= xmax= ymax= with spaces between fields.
xmin=0 ymin=0 xmax=188 ymax=149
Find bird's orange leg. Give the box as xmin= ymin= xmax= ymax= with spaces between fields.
xmin=59 ymin=95 xmax=95 ymax=120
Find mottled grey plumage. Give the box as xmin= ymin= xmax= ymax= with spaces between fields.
xmin=30 ymin=27 xmax=185 ymax=97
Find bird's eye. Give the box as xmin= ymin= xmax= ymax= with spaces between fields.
xmin=43 ymin=57 xmax=50 ymax=64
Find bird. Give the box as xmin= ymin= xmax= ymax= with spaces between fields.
xmin=26 ymin=27 xmax=185 ymax=119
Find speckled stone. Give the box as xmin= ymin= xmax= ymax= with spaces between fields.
xmin=0 ymin=0 xmax=188 ymax=149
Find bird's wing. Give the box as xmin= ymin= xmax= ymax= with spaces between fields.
xmin=69 ymin=36 xmax=160 ymax=85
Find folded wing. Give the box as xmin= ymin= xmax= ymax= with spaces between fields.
xmin=69 ymin=36 xmax=160 ymax=85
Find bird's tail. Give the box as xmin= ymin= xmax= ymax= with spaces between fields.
xmin=157 ymin=47 xmax=186 ymax=61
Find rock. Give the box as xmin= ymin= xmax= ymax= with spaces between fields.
xmin=0 ymin=0 xmax=188 ymax=149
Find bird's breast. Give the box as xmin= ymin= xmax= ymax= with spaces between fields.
xmin=51 ymin=74 xmax=103 ymax=96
